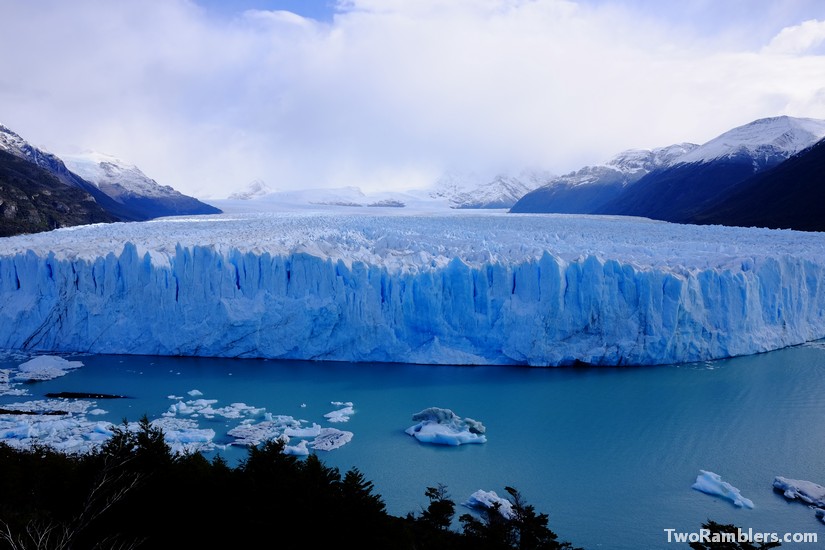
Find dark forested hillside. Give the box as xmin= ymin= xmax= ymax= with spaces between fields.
xmin=0 ymin=150 xmax=117 ymax=237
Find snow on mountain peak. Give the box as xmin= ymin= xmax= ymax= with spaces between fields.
xmin=605 ymin=143 xmax=699 ymax=175
xmin=60 ymin=151 xmax=180 ymax=199
xmin=228 ymin=179 xmax=273 ymax=200
xmin=676 ymin=115 xmax=825 ymax=165
xmin=430 ymin=168 xmax=553 ymax=208
xmin=0 ymin=124 xmax=63 ymax=171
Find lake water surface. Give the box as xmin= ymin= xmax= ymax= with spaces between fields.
xmin=2 ymin=345 xmax=825 ymax=549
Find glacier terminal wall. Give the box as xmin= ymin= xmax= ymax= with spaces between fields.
xmin=1 ymin=212 xmax=824 ymax=366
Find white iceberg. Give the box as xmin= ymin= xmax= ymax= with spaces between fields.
xmin=773 ymin=476 xmax=825 ymax=507
xmin=692 ymin=470 xmax=754 ymax=509
xmin=284 ymin=423 xmax=322 ymax=438
xmin=0 ymin=368 xmax=27 ymax=396
xmin=324 ymin=402 xmax=355 ymax=423
xmin=227 ymin=415 xmax=303 ymax=447
xmin=310 ymin=428 xmax=353 ymax=451
xmin=405 ymin=407 xmax=486 ymax=446
xmin=13 ymin=356 xmax=83 ymax=382
xmin=463 ymin=490 xmax=515 ymax=519
xmin=143 ymin=417 xmax=216 ymax=455
xmin=283 ymin=439 xmax=311 ymax=456
xmin=0 ymin=399 xmax=111 ymax=454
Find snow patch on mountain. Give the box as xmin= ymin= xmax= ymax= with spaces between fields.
xmin=552 ymin=143 xmax=699 ymax=189
xmin=0 ymin=124 xmax=79 ymax=186
xmin=430 ymin=169 xmax=552 ymax=208
xmin=228 ymin=180 xmax=273 ymax=200
xmin=61 ymin=151 xmax=185 ymax=200
xmin=677 ymin=116 xmax=825 ymax=166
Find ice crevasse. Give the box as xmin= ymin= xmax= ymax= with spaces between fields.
xmin=0 ymin=212 xmax=824 ymax=366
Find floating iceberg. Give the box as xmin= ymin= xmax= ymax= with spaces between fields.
xmin=324 ymin=401 xmax=355 ymax=423
xmin=405 ymin=407 xmax=486 ymax=446
xmin=13 ymin=355 xmax=83 ymax=382
xmin=692 ymin=470 xmax=754 ymax=509
xmin=145 ymin=417 xmax=216 ymax=455
xmin=283 ymin=438 xmax=310 ymax=456
xmin=463 ymin=490 xmax=515 ymax=519
xmin=310 ymin=428 xmax=353 ymax=451
xmin=0 ymin=369 xmax=27 ymax=396
xmin=2 ymin=212 xmax=825 ymax=366
xmin=0 ymin=399 xmax=111 ymax=454
xmin=773 ymin=476 xmax=825 ymax=507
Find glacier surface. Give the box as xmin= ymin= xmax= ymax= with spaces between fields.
xmin=1 ymin=211 xmax=824 ymax=366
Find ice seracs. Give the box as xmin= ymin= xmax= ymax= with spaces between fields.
xmin=405 ymin=407 xmax=486 ymax=446
xmin=692 ymin=470 xmax=754 ymax=509
xmin=1 ymin=211 xmax=824 ymax=367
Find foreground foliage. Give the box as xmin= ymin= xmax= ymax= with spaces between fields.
xmin=0 ymin=417 xmax=578 ymax=550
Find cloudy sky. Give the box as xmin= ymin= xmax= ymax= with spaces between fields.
xmin=2 ymin=0 xmax=824 ymax=198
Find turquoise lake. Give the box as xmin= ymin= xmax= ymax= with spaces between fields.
xmin=2 ymin=345 xmax=825 ymax=549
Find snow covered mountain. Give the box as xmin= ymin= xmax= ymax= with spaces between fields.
xmin=510 ymin=115 xmax=825 ymax=226
xmin=0 ymin=124 xmax=220 ymax=223
xmin=597 ymin=116 xmax=825 ymax=223
xmin=1 ymin=211 xmax=824 ymax=367
xmin=0 ymin=124 xmax=141 ymax=224
xmin=430 ymin=169 xmax=552 ymax=209
xmin=675 ymin=115 xmax=825 ymax=166
xmin=61 ymin=151 xmax=221 ymax=219
xmin=511 ymin=144 xmax=697 ymax=214
xmin=693 ymin=136 xmax=825 ymax=231
xmin=227 ymin=179 xmax=273 ymax=200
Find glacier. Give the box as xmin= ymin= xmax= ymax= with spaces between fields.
xmin=0 ymin=211 xmax=824 ymax=366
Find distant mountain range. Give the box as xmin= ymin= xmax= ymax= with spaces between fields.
xmin=511 ymin=116 xmax=825 ymax=232
xmin=0 ymin=124 xmax=220 ymax=237
xmin=428 ymin=169 xmax=552 ymax=209
xmin=5 ymin=115 xmax=825 ymax=237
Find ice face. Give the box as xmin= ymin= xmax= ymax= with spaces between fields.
xmin=1 ymin=212 xmax=824 ymax=367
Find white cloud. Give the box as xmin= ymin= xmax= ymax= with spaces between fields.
xmin=764 ymin=19 xmax=825 ymax=55
xmin=1 ymin=0 xmax=824 ymax=198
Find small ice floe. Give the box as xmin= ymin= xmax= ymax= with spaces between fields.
xmin=405 ymin=407 xmax=486 ymax=446
xmin=227 ymin=415 xmax=304 ymax=447
xmin=141 ymin=417 xmax=216 ymax=455
xmin=163 ymin=398 xmax=264 ymax=420
xmin=187 ymin=389 xmax=203 ymax=397
xmin=228 ymin=417 xmax=351 ymax=453
xmin=773 ymin=476 xmax=825 ymax=508
xmin=463 ymin=490 xmax=515 ymax=519
xmin=283 ymin=439 xmax=310 ymax=456
xmin=284 ymin=423 xmax=322 ymax=438
xmin=310 ymin=428 xmax=353 ymax=451
xmin=0 ymin=369 xmax=28 ymax=396
xmin=13 ymin=356 xmax=83 ymax=382
xmin=0 ymin=399 xmax=111 ymax=454
xmin=324 ymin=401 xmax=354 ymax=423
xmin=692 ymin=470 xmax=754 ymax=509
